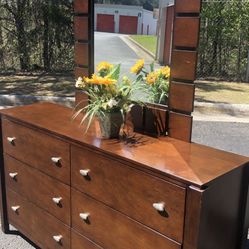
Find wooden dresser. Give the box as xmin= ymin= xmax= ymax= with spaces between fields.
xmin=0 ymin=102 xmax=249 ymax=249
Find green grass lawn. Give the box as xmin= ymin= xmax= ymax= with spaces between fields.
xmin=130 ymin=35 xmax=157 ymax=55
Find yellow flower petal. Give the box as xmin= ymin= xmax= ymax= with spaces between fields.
xmin=130 ymin=59 xmax=145 ymax=74
xmin=97 ymin=61 xmax=114 ymax=72
xmin=146 ymin=71 xmax=159 ymax=84
xmin=84 ymin=74 xmax=117 ymax=85
xmin=160 ymin=66 xmax=171 ymax=78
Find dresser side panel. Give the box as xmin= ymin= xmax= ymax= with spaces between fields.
xmin=197 ymin=167 xmax=245 ymax=249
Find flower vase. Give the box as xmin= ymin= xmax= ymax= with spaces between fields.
xmin=98 ymin=112 xmax=124 ymax=139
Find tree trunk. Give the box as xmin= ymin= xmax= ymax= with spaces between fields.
xmin=0 ymin=24 xmax=5 ymax=69
xmin=15 ymin=0 xmax=30 ymax=70
xmin=43 ymin=0 xmax=50 ymax=71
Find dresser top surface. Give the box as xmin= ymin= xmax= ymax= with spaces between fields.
xmin=1 ymin=102 xmax=248 ymax=187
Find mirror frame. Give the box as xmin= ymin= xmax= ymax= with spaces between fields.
xmin=74 ymin=0 xmax=201 ymax=142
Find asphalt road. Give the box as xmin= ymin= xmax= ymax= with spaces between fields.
xmin=192 ymin=120 xmax=249 ymax=157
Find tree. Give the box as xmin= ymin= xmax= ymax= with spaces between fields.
xmin=0 ymin=0 xmax=74 ymax=72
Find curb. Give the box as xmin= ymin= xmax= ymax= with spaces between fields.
xmin=126 ymin=36 xmax=155 ymax=59
xmin=194 ymin=102 xmax=249 ymax=116
xmin=0 ymin=95 xmax=75 ymax=108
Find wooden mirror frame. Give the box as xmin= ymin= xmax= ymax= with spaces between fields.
xmin=74 ymin=0 xmax=201 ymax=143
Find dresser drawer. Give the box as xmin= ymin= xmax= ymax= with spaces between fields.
xmin=72 ymin=189 xmax=181 ymax=249
xmin=71 ymin=145 xmax=185 ymax=242
xmin=2 ymin=118 xmax=70 ymax=184
xmin=72 ymin=230 xmax=103 ymax=249
xmin=6 ymin=188 xmax=70 ymax=249
xmin=5 ymin=155 xmax=70 ymax=225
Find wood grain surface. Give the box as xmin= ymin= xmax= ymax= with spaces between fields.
xmin=1 ymin=103 xmax=248 ymax=188
xmin=71 ymin=145 xmax=186 ymax=242
xmin=2 ymin=118 xmax=70 ymax=184
xmin=71 ymin=230 xmax=103 ymax=249
xmin=6 ymin=188 xmax=70 ymax=249
xmin=5 ymin=155 xmax=70 ymax=225
xmin=71 ymin=189 xmax=181 ymax=249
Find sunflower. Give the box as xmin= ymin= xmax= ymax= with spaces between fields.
xmin=84 ymin=74 xmax=117 ymax=85
xmin=146 ymin=71 xmax=159 ymax=85
xmin=130 ymin=59 xmax=145 ymax=74
xmin=97 ymin=62 xmax=114 ymax=72
xmin=160 ymin=66 xmax=171 ymax=78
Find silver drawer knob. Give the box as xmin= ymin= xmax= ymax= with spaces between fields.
xmin=153 ymin=202 xmax=165 ymax=212
xmin=7 ymin=137 xmax=16 ymax=144
xmin=53 ymin=235 xmax=63 ymax=243
xmin=9 ymin=172 xmax=18 ymax=179
xmin=51 ymin=157 xmax=61 ymax=164
xmin=11 ymin=206 xmax=20 ymax=212
xmin=80 ymin=212 xmax=90 ymax=221
xmin=79 ymin=169 xmax=90 ymax=177
xmin=52 ymin=197 xmax=62 ymax=205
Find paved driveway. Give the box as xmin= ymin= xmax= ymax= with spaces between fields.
xmin=94 ymin=32 xmax=155 ymax=76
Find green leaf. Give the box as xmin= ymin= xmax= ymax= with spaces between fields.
xmin=109 ymin=64 xmax=121 ymax=80
xmin=150 ymin=62 xmax=155 ymax=72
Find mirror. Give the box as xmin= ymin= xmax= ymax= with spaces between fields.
xmin=93 ymin=0 xmax=174 ymax=105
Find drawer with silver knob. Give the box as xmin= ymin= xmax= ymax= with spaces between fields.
xmin=72 ymin=189 xmax=181 ymax=249
xmin=2 ymin=118 xmax=70 ymax=184
xmin=7 ymin=188 xmax=70 ymax=249
xmin=5 ymin=155 xmax=70 ymax=225
xmin=71 ymin=145 xmax=186 ymax=243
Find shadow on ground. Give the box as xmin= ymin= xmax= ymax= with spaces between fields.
xmin=0 ymin=72 xmax=75 ymax=97
xmin=195 ymin=80 xmax=249 ymax=104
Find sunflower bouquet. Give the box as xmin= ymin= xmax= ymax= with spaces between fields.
xmin=130 ymin=59 xmax=170 ymax=104
xmin=74 ymin=61 xmax=146 ymax=138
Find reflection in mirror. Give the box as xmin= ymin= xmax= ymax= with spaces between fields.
xmin=93 ymin=0 xmax=174 ymax=105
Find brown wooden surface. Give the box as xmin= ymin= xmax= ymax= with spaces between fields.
xmin=196 ymin=168 xmax=247 ymax=249
xmin=1 ymin=103 xmax=248 ymax=188
xmin=71 ymin=188 xmax=181 ymax=249
xmin=2 ymin=118 xmax=70 ymax=185
xmin=74 ymin=17 xmax=89 ymax=41
xmin=163 ymin=5 xmax=174 ymax=65
xmin=7 ymin=188 xmax=70 ymax=249
xmin=175 ymin=0 xmax=201 ymax=13
xmin=75 ymin=90 xmax=89 ymax=110
xmin=74 ymin=0 xmax=89 ymax=14
xmin=171 ymin=50 xmax=197 ymax=81
xmin=169 ymin=82 xmax=195 ymax=113
xmin=71 ymin=145 xmax=186 ymax=242
xmin=168 ymin=112 xmax=193 ymax=142
xmin=174 ymin=17 xmax=200 ymax=48
xmin=144 ymin=106 xmax=167 ymax=137
xmin=75 ymin=67 xmax=89 ymax=79
xmin=168 ymin=0 xmax=201 ymax=142
xmin=72 ymin=230 xmax=103 ymax=249
xmin=75 ymin=42 xmax=89 ymax=66
xmin=183 ymin=186 xmax=204 ymax=249
xmin=5 ymin=155 xmax=70 ymax=225
xmin=130 ymin=105 xmax=144 ymax=132
xmin=74 ymin=0 xmax=93 ymax=105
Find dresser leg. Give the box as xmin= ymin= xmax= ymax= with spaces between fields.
xmin=0 ymin=168 xmax=10 ymax=233
xmin=0 ymin=121 xmax=10 ymax=234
